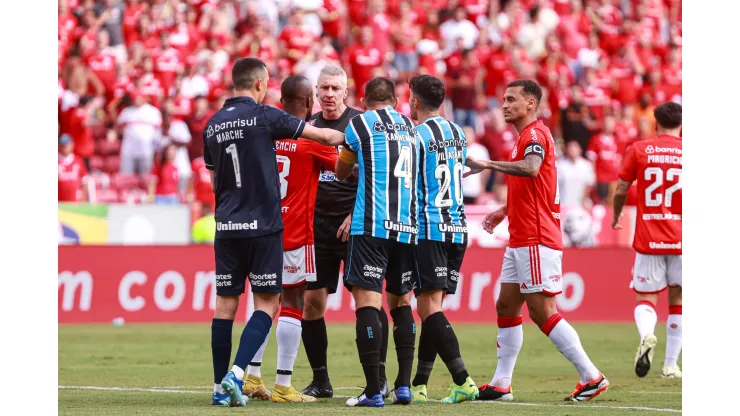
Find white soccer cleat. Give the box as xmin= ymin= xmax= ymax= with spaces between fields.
xmin=661 ymin=366 xmax=682 ymax=379
xmin=634 ymin=334 xmax=658 ymax=377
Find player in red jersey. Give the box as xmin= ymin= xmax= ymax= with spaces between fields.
xmin=466 ymin=80 xmax=608 ymax=402
xmin=612 ymin=102 xmax=682 ymax=379
xmin=241 ymin=75 xmax=338 ymax=404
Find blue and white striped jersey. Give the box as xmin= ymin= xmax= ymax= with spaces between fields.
xmin=344 ymin=107 xmax=420 ymax=244
xmin=416 ymin=116 xmax=468 ymax=244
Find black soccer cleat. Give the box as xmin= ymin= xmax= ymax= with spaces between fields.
xmin=476 ymin=384 xmax=514 ymax=401
xmin=301 ymin=380 xmax=334 ymax=398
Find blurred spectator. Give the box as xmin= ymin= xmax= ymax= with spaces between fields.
xmin=614 ymin=104 xmax=638 ymax=156
xmin=149 ymin=143 xmax=180 ymax=205
xmin=117 ymin=90 xmax=162 ymax=175
xmin=95 ymin=0 xmax=126 ymax=53
xmin=191 ymin=203 xmax=215 ymax=244
xmin=562 ymin=85 xmax=597 ymax=152
xmin=189 ymin=156 xmax=216 ymax=208
xmin=586 ymin=114 xmax=619 ymax=204
xmin=557 ymin=140 xmax=595 ymax=208
xmin=181 ymin=61 xmax=210 ymax=98
xmin=278 ymin=8 xmax=317 ymax=69
xmin=462 ymin=126 xmax=490 ymax=204
xmin=390 ymin=1 xmax=421 ymax=81
xmin=185 ymin=96 xmax=213 ymax=160
xmin=344 ymin=26 xmax=382 ymax=99
xmin=440 ymin=6 xmax=479 ymax=55
xmin=160 ymin=101 xmax=192 ymax=193
xmin=449 ymin=49 xmax=481 ymax=128
xmin=516 ymin=4 xmax=559 ymax=60
xmin=58 ymin=134 xmax=89 ymax=203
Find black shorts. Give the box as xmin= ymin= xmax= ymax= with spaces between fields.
xmin=343 ymin=235 xmax=415 ymax=296
xmin=596 ymin=183 xmax=611 ymax=200
xmin=413 ymin=239 xmax=466 ymax=296
xmin=214 ymin=232 xmax=283 ymax=296
xmin=308 ymin=216 xmax=347 ymax=294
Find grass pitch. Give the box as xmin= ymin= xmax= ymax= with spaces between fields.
xmin=59 ymin=323 xmax=681 ymax=415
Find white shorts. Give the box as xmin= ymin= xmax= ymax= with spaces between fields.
xmin=282 ymin=245 xmax=317 ymax=287
xmin=500 ymin=245 xmax=563 ymax=295
xmin=631 ymin=253 xmax=682 ymax=293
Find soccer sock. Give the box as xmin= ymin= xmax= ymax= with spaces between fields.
xmin=379 ymin=307 xmax=389 ymax=382
xmin=412 ymin=321 xmax=436 ymax=386
xmin=301 ymin=317 xmax=330 ymax=383
xmin=634 ymin=301 xmax=658 ymax=341
xmin=390 ymin=306 xmax=416 ymax=389
xmin=247 ymin=327 xmax=271 ymax=378
xmin=542 ymin=314 xmax=600 ymax=384
xmin=356 ymin=306 xmax=382 ymax=397
xmin=491 ymin=316 xmax=523 ymax=388
xmin=426 ymin=311 xmax=469 ymax=386
xmin=276 ymin=307 xmax=303 ymax=387
xmin=212 ymin=318 xmax=234 ymax=386
xmin=232 ymin=310 xmax=273 ymax=380
xmin=665 ymin=305 xmax=682 ymax=368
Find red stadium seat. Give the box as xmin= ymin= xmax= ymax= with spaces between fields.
xmin=89 ymin=155 xmax=104 ymax=172
xmin=119 ymin=188 xmax=149 ymax=204
xmin=113 ymin=174 xmax=140 ymax=190
xmin=95 ymin=188 xmax=119 ymax=203
xmin=103 ymin=155 xmax=121 ymax=174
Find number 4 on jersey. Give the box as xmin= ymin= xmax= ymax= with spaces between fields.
xmin=393 ymin=146 xmax=413 ymax=189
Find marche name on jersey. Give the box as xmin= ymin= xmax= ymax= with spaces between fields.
xmin=384 ymin=220 xmax=418 ymax=235
xmin=206 ymin=118 xmax=257 ymax=143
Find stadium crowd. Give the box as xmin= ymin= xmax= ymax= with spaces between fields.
xmin=58 ymin=0 xmax=682 ymax=219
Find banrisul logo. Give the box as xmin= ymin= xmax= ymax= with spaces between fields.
xmin=217 ymin=221 xmax=258 ymax=231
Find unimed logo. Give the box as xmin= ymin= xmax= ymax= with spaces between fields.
xmin=58 ymin=271 xmax=93 ymax=311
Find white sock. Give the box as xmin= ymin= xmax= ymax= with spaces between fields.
xmin=275 ymin=316 xmax=302 ymax=387
xmin=491 ymin=317 xmax=523 ymax=388
xmin=231 ymin=365 xmax=245 ymax=380
xmin=247 ymin=328 xmax=271 ymax=378
xmin=546 ymin=316 xmax=600 ymax=384
xmin=214 ymin=383 xmax=223 ymax=393
xmin=665 ymin=312 xmax=682 ymax=368
xmin=634 ymin=302 xmax=658 ymax=341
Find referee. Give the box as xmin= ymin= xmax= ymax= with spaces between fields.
xmin=207 ymin=57 xmax=344 ymax=407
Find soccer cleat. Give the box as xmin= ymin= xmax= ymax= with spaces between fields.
xmin=301 ymin=380 xmax=334 ymax=398
xmin=442 ymin=376 xmax=479 ymax=403
xmin=220 ymin=371 xmax=248 ymax=407
xmin=661 ymin=366 xmax=682 ymax=379
xmin=476 ymin=384 xmax=514 ymax=401
xmin=565 ymin=373 xmax=609 ymax=402
xmin=345 ymin=392 xmax=385 ymax=407
xmin=411 ymin=385 xmax=428 ymax=403
xmin=271 ymin=384 xmax=318 ymax=403
xmin=635 ymin=334 xmax=658 ymax=377
xmin=380 ymin=378 xmax=391 ymax=399
xmin=212 ymin=391 xmax=231 ymax=406
xmin=242 ymin=374 xmax=271 ymax=400
xmin=392 ymin=386 xmax=412 ymax=405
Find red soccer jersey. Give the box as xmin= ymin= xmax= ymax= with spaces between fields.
xmin=344 ymin=44 xmax=383 ymax=99
xmin=619 ymin=134 xmax=682 ymax=255
xmin=58 ymin=154 xmax=87 ymax=202
xmin=191 ymin=157 xmax=215 ymax=206
xmin=275 ymin=138 xmax=338 ymax=251
xmin=278 ymin=26 xmax=317 ymax=68
xmin=587 ymin=133 xmax=620 ymax=183
xmin=507 ymin=120 xmax=563 ymax=250
xmin=153 ymin=163 xmax=180 ymax=196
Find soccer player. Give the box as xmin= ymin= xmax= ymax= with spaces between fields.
xmin=405 ymin=75 xmax=478 ymax=404
xmin=241 ymin=75 xmax=340 ymax=403
xmin=466 ymin=80 xmax=609 ymax=402
xmin=206 ymin=57 xmax=344 ymax=407
xmin=301 ymin=66 xmax=392 ymax=400
xmin=335 ymin=77 xmax=420 ymax=407
xmin=612 ymin=102 xmax=683 ymax=379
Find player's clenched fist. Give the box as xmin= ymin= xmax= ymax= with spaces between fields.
xmin=482 ymin=205 xmax=508 ymax=234
xmin=464 ymin=156 xmax=487 ymax=177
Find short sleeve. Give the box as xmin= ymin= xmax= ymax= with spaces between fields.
xmin=311 ymin=141 xmax=339 ymax=171
xmin=619 ymin=145 xmax=638 ymax=183
xmin=522 ymin=127 xmax=548 ymax=160
xmin=344 ymin=117 xmax=360 ymax=152
xmin=203 ymin=128 xmax=214 ymax=170
xmin=264 ymin=105 xmax=306 ymax=140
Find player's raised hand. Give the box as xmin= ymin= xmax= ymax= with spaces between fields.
xmin=464 ymin=156 xmax=487 ymax=177
xmin=337 ymin=213 xmax=352 ymax=242
xmin=611 ymin=213 xmax=624 ymax=230
xmin=483 ymin=207 xmax=507 ymax=234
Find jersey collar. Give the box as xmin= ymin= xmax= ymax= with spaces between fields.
xmin=224 ymin=96 xmax=256 ymax=106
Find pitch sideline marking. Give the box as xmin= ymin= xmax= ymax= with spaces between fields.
xmin=58 ymin=385 xmax=681 ymax=413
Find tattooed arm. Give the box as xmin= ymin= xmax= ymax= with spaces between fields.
xmin=465 ymin=154 xmax=543 ymax=178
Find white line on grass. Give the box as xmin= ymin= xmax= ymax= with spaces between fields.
xmin=59 ymin=385 xmax=681 ymax=413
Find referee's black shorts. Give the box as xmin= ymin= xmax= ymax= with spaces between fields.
xmin=307 ymin=215 xmax=346 ymax=294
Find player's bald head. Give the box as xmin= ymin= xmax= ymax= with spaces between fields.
xmin=281 ymin=75 xmax=312 ymax=103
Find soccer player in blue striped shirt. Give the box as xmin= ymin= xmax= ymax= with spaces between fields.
xmin=407 ymin=75 xmax=478 ymax=404
xmin=334 ymin=77 xmax=420 ymax=407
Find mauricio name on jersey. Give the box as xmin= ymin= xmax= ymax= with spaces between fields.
xmin=345 ymin=107 xmax=420 ymax=244
xmin=416 ymin=116 xmax=468 ymax=244
xmin=204 ymin=96 xmax=305 ymax=239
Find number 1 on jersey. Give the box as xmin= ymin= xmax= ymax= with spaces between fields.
xmin=394 ymin=146 xmax=413 ymax=189
xmin=225 ymin=143 xmax=241 ymax=188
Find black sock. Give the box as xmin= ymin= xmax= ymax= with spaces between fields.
xmin=379 ymin=307 xmax=389 ymax=381
xmin=412 ymin=320 xmax=437 ymax=386
xmin=427 ymin=311 xmax=469 ymax=386
xmin=233 ymin=311 xmax=273 ymax=371
xmin=356 ymin=306 xmax=382 ymax=397
xmin=390 ymin=305 xmax=416 ymax=389
xmin=301 ymin=317 xmax=330 ymax=383
xmin=211 ymin=318 xmax=234 ymax=384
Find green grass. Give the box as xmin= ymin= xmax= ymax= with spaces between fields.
xmin=59 ymin=323 xmax=681 ymax=415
